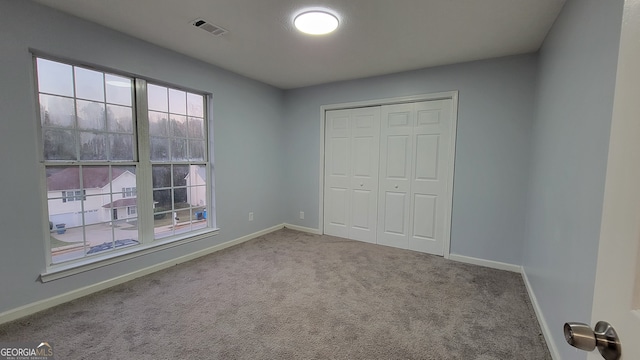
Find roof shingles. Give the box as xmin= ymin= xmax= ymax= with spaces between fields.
xmin=47 ymin=167 xmax=130 ymax=191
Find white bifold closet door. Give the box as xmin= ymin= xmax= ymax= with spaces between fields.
xmin=377 ymin=100 xmax=452 ymax=255
xmin=324 ymin=107 xmax=380 ymax=243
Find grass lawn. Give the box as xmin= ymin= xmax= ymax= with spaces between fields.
xmin=50 ymin=235 xmax=81 ymax=248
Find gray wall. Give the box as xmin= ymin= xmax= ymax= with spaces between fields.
xmin=522 ymin=0 xmax=624 ymax=358
xmin=283 ymin=55 xmax=537 ymax=266
xmin=0 ymin=0 xmax=284 ymax=313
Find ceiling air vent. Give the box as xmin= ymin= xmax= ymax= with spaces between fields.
xmin=192 ymin=18 xmax=228 ymax=36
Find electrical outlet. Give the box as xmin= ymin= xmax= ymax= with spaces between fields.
xmin=248 ymin=212 xmax=254 ymax=221
xmin=299 ymin=211 xmax=304 ymax=219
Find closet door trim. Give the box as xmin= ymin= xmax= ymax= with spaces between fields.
xmin=319 ymin=91 xmax=459 ymax=258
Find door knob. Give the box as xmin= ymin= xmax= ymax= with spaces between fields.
xmin=360 ymin=183 xmax=364 ymax=187
xmin=394 ymin=184 xmax=398 ymax=189
xmin=564 ymin=321 xmax=621 ymax=360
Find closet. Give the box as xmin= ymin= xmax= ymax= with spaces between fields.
xmin=323 ymin=98 xmax=454 ymax=256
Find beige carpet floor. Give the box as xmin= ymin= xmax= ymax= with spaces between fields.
xmin=0 ymin=229 xmax=551 ymax=359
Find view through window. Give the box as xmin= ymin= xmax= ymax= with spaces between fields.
xmin=37 ymin=57 xmax=212 ymax=265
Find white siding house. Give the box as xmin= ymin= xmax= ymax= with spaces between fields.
xmin=47 ymin=167 xmax=137 ymax=228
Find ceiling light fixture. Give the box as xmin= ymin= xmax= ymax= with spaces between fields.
xmin=294 ymin=11 xmax=339 ymax=35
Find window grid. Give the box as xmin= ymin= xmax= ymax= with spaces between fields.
xmin=37 ymin=57 xmax=212 ymax=267
xmin=45 ymin=164 xmax=139 ymax=263
xmin=38 ymin=58 xmax=137 ymax=163
xmin=147 ymin=83 xmax=208 ymax=241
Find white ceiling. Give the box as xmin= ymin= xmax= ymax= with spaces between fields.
xmin=33 ymin=0 xmax=565 ymax=89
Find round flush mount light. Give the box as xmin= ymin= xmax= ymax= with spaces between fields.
xmin=294 ymin=11 xmax=339 ymax=35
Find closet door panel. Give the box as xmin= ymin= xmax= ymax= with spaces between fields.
xmin=377 ymin=104 xmax=413 ymax=249
xmin=409 ymin=100 xmax=452 ymax=255
xmin=348 ymin=107 xmax=380 ymax=243
xmin=324 ymin=107 xmax=380 ymax=243
xmin=324 ymin=110 xmax=351 ymax=238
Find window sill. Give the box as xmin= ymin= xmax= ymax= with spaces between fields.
xmin=40 ymin=228 xmax=219 ymax=283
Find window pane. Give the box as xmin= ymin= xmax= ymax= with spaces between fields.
xmin=188 ymin=186 xmax=207 ymax=207
xmin=189 ymin=140 xmax=205 ymax=161
xmin=186 ymin=165 xmax=207 ymax=188
xmin=153 ymin=212 xmax=174 ymax=239
xmin=83 ymin=194 xmax=112 ymax=226
xmin=172 ymin=165 xmax=189 ymax=187
xmin=40 ymin=94 xmax=75 ymax=128
xmin=150 ymin=136 xmax=169 ymax=161
xmin=109 ymin=134 xmax=134 ymax=160
xmin=149 ymin=111 xmax=169 ymax=136
xmin=77 ymin=100 xmax=106 ymax=131
xmin=171 ymin=115 xmax=187 ymax=137
xmin=37 ymin=58 xmax=74 ymax=97
xmin=169 ymin=88 xmax=186 ymax=115
xmin=114 ymin=220 xmax=139 ymax=245
xmin=171 ymin=138 xmax=187 ymax=161
xmin=112 ymin=166 xmax=136 ymax=189
xmin=173 ymin=204 xmax=192 ymax=235
xmin=81 ymin=166 xmax=110 ymax=191
xmin=187 ymin=92 xmax=203 ymax=117
xmin=105 ymin=74 xmax=132 ymax=106
xmin=80 ymin=132 xmax=107 ymax=160
xmin=50 ymin=226 xmax=85 ymax=264
xmin=153 ymin=189 xmax=171 ymax=211
xmin=152 ymin=165 xmax=171 ymax=188
xmin=85 ymin=222 xmax=115 ymax=256
xmin=46 ymin=166 xmax=79 ymax=193
xmin=147 ymin=84 xmax=168 ymax=112
xmin=44 ymin=129 xmax=76 ymax=160
xmin=188 ymin=117 xmax=204 ymax=139
xmin=107 ymin=105 xmax=133 ymax=133
xmin=75 ymin=67 xmax=105 ymax=102
xmin=192 ymin=207 xmax=207 ymax=231
xmin=173 ymin=188 xmax=188 ymax=210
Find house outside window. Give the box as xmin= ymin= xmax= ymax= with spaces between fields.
xmin=37 ymin=56 xmax=214 ymax=266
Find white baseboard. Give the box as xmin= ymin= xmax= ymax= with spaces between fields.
xmin=448 ymin=253 xmax=522 ymax=273
xmin=283 ymin=223 xmax=322 ymax=235
xmin=0 ymin=224 xmax=284 ymax=325
xmin=522 ymin=268 xmax=561 ymax=360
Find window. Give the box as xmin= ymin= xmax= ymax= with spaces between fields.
xmin=37 ymin=57 xmax=213 ymax=266
xmin=122 ymin=187 xmax=136 ymax=198
xmin=147 ymin=84 xmax=208 ymax=239
xmin=61 ymin=190 xmax=85 ymax=203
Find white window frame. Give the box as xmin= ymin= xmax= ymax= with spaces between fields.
xmin=35 ymin=54 xmax=218 ymax=282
